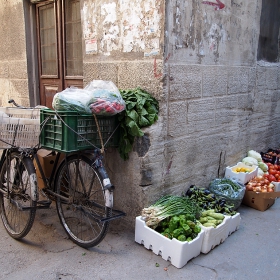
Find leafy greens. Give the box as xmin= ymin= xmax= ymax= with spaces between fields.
xmin=118 ymin=88 xmax=159 ymax=160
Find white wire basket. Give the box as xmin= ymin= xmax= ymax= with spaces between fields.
xmin=0 ymin=107 xmax=41 ymax=149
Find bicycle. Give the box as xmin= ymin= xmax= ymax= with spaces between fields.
xmin=0 ymin=99 xmax=125 ymax=248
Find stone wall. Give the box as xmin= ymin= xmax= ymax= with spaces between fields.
xmin=0 ymin=0 xmax=30 ymax=107
xmin=137 ymin=1 xmax=280 ymax=206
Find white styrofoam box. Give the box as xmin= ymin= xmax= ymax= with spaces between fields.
xmin=225 ymin=162 xmax=258 ymax=184
xmin=272 ymin=181 xmax=280 ymax=192
xmin=227 ymin=213 xmax=241 ymax=236
xmin=135 ymin=216 xmax=205 ymax=269
xmin=200 ymin=215 xmax=231 ymax=254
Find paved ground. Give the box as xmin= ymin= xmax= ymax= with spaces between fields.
xmin=0 ymin=198 xmax=279 ymax=280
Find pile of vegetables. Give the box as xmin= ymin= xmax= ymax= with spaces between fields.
xmin=185 ymin=185 xmax=237 ymax=215
xmin=141 ymin=195 xmax=200 ymax=229
xmin=199 ymin=210 xmax=225 ymax=228
xmin=155 ymin=214 xmax=201 ymax=242
xmin=118 ymin=88 xmax=159 ymax=160
xmin=242 ymin=150 xmax=268 ymax=177
xmin=265 ymin=163 xmax=280 ymax=183
xmin=242 ymin=149 xmax=280 ymax=192
xmin=246 ymin=176 xmax=275 ymax=192
xmin=89 ymin=97 xmax=125 ymax=115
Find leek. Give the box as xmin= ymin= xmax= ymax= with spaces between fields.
xmin=141 ymin=195 xmax=200 ymax=228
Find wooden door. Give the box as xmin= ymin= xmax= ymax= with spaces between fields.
xmin=36 ymin=0 xmax=83 ymax=108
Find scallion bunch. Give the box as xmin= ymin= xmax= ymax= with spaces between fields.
xmin=141 ymin=195 xmax=200 ymax=228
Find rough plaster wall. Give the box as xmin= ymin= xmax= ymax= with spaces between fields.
xmin=0 ymin=0 xmax=29 ymax=107
xmin=165 ymin=0 xmax=260 ymax=66
xmin=82 ymin=0 xmax=163 ymax=57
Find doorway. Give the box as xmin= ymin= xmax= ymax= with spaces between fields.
xmin=35 ymin=0 xmax=83 ymax=108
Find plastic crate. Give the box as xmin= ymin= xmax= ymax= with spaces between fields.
xmin=135 ymin=216 xmax=205 ymax=269
xmin=0 ymin=107 xmax=40 ymax=148
xmin=40 ymin=109 xmax=120 ymax=153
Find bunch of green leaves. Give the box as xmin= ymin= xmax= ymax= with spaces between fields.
xmin=118 ymin=88 xmax=159 ymax=160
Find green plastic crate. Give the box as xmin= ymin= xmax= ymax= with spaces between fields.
xmin=40 ymin=109 xmax=120 ymax=152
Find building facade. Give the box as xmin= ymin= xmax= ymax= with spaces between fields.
xmin=0 ymin=0 xmax=279 ymax=228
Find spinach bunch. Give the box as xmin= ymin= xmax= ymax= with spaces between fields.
xmin=118 ymin=88 xmax=159 ymax=160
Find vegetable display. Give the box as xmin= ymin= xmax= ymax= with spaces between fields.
xmin=141 ymin=195 xmax=200 ymax=229
xmin=246 ymin=176 xmax=274 ymax=192
xmin=155 ymin=214 xmax=201 ymax=242
xmin=199 ymin=210 xmax=225 ymax=228
xmin=118 ymin=88 xmax=159 ymax=160
xmin=185 ymin=185 xmax=236 ymax=216
xmin=265 ymin=163 xmax=280 ymax=182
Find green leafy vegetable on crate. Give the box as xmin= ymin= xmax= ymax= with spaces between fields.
xmin=118 ymin=88 xmax=159 ymax=160
xmin=141 ymin=195 xmax=201 ymax=229
xmin=184 ymin=185 xmax=236 ymax=216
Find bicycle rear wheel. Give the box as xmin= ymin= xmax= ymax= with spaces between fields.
xmin=0 ymin=152 xmax=37 ymax=239
xmin=55 ymin=154 xmax=112 ymax=248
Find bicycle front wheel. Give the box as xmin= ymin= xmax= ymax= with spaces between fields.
xmin=0 ymin=152 xmax=37 ymax=239
xmin=55 ymin=154 xmax=112 ymax=248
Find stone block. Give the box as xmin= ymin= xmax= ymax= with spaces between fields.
xmin=169 ymin=65 xmax=202 ymax=100
xmin=228 ymin=67 xmax=249 ymax=94
xmin=167 ymin=101 xmax=188 ymax=137
xmin=265 ymin=67 xmax=278 ymax=90
xmin=215 ymin=96 xmax=238 ymax=110
xmin=0 ymin=62 xmax=9 ymax=78
xmin=118 ymin=61 xmax=163 ymax=99
xmin=202 ymin=66 xmax=228 ymax=97
xmin=83 ymin=62 xmax=118 ymax=86
xmin=8 ymin=61 xmax=28 ymax=79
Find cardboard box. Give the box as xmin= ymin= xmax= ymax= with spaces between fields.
xmin=242 ymin=190 xmax=280 ymax=211
xmin=135 ymin=216 xmax=205 ymax=269
xmin=34 ymin=149 xmax=64 ymax=189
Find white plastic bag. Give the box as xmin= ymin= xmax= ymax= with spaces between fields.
xmin=52 ymin=81 xmax=126 ymax=116
xmin=52 ymin=87 xmax=92 ymax=114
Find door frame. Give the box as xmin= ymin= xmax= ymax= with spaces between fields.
xmin=23 ymin=0 xmax=40 ymax=107
xmin=23 ymin=0 xmax=84 ymax=107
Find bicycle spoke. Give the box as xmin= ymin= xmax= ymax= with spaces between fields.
xmin=55 ymin=154 xmax=111 ymax=248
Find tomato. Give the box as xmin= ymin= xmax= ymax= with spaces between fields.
xmin=275 ymin=174 xmax=279 ymax=179
xmin=267 ymin=163 xmax=273 ymax=168
xmin=274 ymin=164 xmax=279 ymax=170
xmin=268 ymin=174 xmax=276 ymax=182
xmin=269 ymin=169 xmax=277 ymax=175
